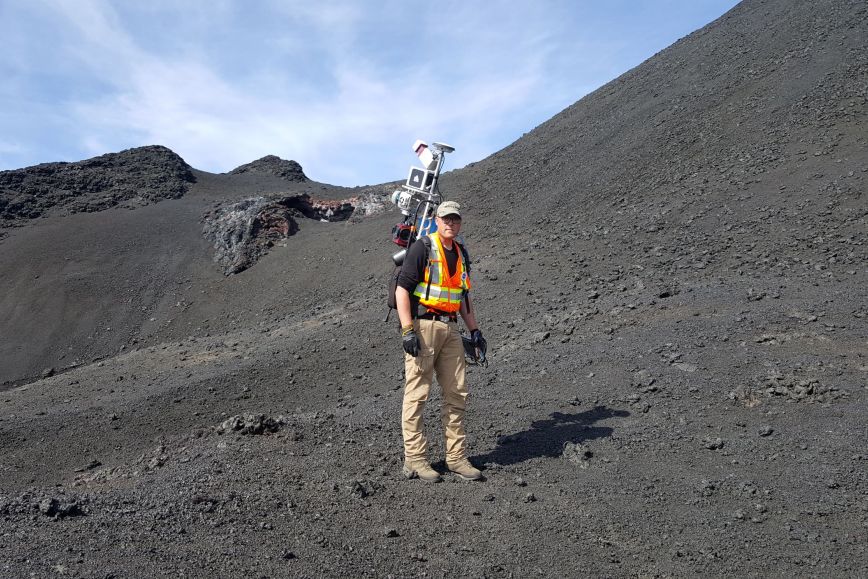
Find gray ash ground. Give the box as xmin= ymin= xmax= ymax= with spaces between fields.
xmin=1 ymin=0 xmax=867 ymax=576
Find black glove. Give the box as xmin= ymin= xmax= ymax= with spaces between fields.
xmin=402 ymin=330 xmax=420 ymax=357
xmin=471 ymin=329 xmax=487 ymax=361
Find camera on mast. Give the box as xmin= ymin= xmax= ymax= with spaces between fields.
xmin=406 ymin=167 xmax=435 ymax=192
xmin=412 ymin=140 xmax=437 ymax=170
xmin=385 ymin=139 xmax=458 ymax=322
xmin=431 ymin=142 xmax=455 ymax=153
xmin=389 ymin=138 xmax=456 ymax=262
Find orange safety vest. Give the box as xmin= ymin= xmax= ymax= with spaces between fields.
xmin=413 ymin=232 xmax=471 ymax=314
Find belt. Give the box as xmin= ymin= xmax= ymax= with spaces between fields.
xmin=416 ymin=312 xmax=458 ymax=323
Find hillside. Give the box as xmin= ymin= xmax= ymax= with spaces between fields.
xmin=0 ymin=0 xmax=866 ymax=576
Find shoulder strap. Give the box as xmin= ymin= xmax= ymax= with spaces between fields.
xmin=455 ymin=240 xmax=471 ymax=273
xmin=421 ymin=235 xmax=433 ymax=302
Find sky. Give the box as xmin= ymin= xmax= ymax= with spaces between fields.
xmin=0 ymin=0 xmax=740 ymax=186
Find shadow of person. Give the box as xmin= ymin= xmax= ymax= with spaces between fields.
xmin=473 ymin=405 xmax=630 ymax=467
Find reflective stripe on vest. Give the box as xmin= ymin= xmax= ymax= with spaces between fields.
xmin=412 ymin=232 xmax=471 ymax=314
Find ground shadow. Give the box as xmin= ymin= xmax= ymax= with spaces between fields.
xmin=472 ymin=405 xmax=629 ymax=467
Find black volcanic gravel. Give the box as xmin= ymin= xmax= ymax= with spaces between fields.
xmin=0 ymin=0 xmax=866 ymax=576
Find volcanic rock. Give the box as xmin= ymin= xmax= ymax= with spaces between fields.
xmin=0 ymin=145 xmax=194 ymax=224
xmin=37 ymin=497 xmax=85 ymax=518
xmin=229 ymin=155 xmax=308 ymax=182
xmin=562 ymin=441 xmax=593 ymax=467
xmin=216 ymin=413 xmax=286 ymax=435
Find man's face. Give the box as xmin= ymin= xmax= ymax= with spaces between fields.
xmin=436 ymin=214 xmax=462 ymax=240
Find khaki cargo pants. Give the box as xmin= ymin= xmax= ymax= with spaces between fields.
xmin=402 ymin=318 xmax=468 ymax=462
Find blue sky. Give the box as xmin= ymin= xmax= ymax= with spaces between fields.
xmin=0 ymin=0 xmax=739 ymax=186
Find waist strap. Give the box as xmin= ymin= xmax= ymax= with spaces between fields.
xmin=415 ymin=312 xmax=457 ymax=323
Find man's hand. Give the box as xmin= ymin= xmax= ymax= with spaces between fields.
xmin=402 ymin=329 xmax=420 ymax=357
xmin=470 ymin=329 xmax=487 ymax=361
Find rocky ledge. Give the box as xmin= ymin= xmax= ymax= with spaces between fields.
xmin=0 ymin=145 xmax=195 ymax=225
xmin=202 ymin=191 xmax=387 ymax=275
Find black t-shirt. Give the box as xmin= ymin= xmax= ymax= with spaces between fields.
xmin=396 ymin=236 xmax=462 ymax=314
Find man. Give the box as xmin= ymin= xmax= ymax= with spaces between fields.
xmin=394 ymin=200 xmax=486 ymax=482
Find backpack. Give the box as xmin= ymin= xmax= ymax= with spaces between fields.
xmin=385 ymin=236 xmax=471 ymax=320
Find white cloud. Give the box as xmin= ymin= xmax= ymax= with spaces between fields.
xmin=46 ymin=0 xmax=553 ymax=183
xmin=43 ymin=0 xmax=139 ymax=66
xmin=1 ymin=0 xmax=739 ymax=182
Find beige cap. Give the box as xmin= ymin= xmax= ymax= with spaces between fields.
xmin=436 ymin=200 xmax=461 ymax=218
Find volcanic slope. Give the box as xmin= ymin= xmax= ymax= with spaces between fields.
xmin=1 ymin=0 xmax=867 ymax=577
xmin=0 ymin=148 xmax=389 ymax=386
